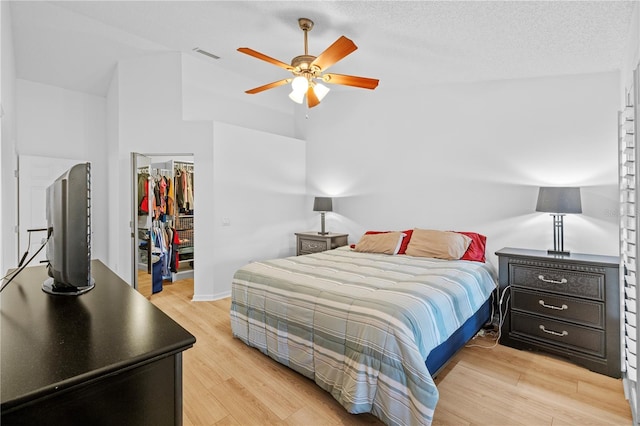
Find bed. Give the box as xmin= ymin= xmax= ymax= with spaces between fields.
xmin=230 ymin=241 xmax=497 ymax=425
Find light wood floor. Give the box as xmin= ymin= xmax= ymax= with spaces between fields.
xmin=143 ymin=274 xmax=633 ymax=425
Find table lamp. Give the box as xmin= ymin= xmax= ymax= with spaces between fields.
xmin=313 ymin=197 xmax=332 ymax=235
xmin=536 ymin=187 xmax=582 ymax=256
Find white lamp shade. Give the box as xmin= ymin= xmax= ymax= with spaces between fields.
xmin=313 ymin=83 xmax=330 ymax=101
xmin=288 ymin=89 xmax=305 ymax=104
xmin=291 ymin=76 xmax=308 ymax=92
xmin=289 ymin=76 xmax=308 ymax=104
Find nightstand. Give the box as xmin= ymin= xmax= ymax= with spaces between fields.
xmin=295 ymin=232 xmax=349 ymax=256
xmin=496 ymin=247 xmax=620 ymax=378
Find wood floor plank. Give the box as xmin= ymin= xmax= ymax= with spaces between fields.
xmin=452 ymin=346 xmax=522 ymax=386
xmin=182 ymin=378 xmax=227 ymax=426
xmin=577 ymin=380 xmax=633 ymax=417
xmin=214 ymin=377 xmax=286 ymax=425
xmin=437 ymin=362 xmax=553 ymax=425
xmin=144 ymin=273 xmax=632 ymax=425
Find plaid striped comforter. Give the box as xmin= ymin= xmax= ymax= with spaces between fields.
xmin=230 ymin=247 xmax=497 ymax=425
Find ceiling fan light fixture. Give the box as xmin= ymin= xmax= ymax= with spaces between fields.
xmin=288 ymin=89 xmax=305 ymax=104
xmin=313 ymin=83 xmax=330 ymax=101
xmin=289 ymin=76 xmax=308 ymax=104
xmin=238 ymin=17 xmax=379 ymax=108
xmin=291 ymin=76 xmax=308 ymax=92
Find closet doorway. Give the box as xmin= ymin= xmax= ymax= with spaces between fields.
xmin=131 ymin=153 xmax=195 ymax=298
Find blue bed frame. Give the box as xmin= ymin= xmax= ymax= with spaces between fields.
xmin=426 ymin=297 xmax=492 ymax=376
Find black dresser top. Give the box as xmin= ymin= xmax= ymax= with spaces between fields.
xmin=1 ymin=260 xmax=196 ymax=410
xmin=495 ymin=247 xmax=619 ymax=267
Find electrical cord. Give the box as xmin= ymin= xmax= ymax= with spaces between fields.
xmin=0 ymin=236 xmax=50 ymax=293
xmin=17 ymin=231 xmax=34 ymax=267
xmin=465 ymin=285 xmax=511 ymax=349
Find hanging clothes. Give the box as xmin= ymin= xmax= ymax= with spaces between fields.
xmin=139 ymin=174 xmax=156 ymax=216
xmin=150 ymin=170 xmax=174 ymax=222
xmin=137 ymin=172 xmax=149 ymax=212
xmin=166 ymin=175 xmax=174 ymax=216
xmin=151 ymin=222 xmax=174 ymax=283
xmin=152 ymin=260 xmax=163 ymax=294
xmin=170 ymin=227 xmax=180 ymax=273
xmin=186 ymin=170 xmax=194 ymax=212
xmin=175 ymin=169 xmax=186 ymax=212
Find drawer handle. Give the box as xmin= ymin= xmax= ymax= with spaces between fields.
xmin=538 ymin=274 xmax=568 ymax=285
xmin=538 ymin=300 xmax=568 ymax=311
xmin=539 ymin=325 xmax=568 ymax=337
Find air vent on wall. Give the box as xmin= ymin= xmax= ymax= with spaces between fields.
xmin=192 ymin=47 xmax=220 ymax=60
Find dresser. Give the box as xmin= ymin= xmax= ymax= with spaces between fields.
xmin=1 ymin=260 xmax=196 ymax=425
xmin=496 ymin=247 xmax=620 ymax=378
xmin=295 ymin=232 xmax=348 ymax=255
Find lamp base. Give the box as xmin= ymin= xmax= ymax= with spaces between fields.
xmin=547 ymin=214 xmax=570 ymax=256
xmin=547 ymin=249 xmax=570 ymax=256
xmin=318 ymin=212 xmax=328 ymax=236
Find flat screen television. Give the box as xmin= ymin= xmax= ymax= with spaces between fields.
xmin=42 ymin=162 xmax=95 ymax=296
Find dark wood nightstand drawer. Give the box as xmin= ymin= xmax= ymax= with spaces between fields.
xmin=511 ymin=288 xmax=605 ymax=328
xmin=496 ymin=247 xmax=620 ymax=377
xmin=300 ymin=239 xmax=327 ymax=253
xmin=511 ymin=311 xmax=606 ymax=358
xmin=511 ymin=265 xmax=604 ymax=300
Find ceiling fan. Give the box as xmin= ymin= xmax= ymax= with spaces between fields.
xmin=238 ymin=18 xmax=379 ymax=108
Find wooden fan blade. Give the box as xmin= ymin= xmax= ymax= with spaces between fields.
xmin=307 ymin=86 xmax=320 ymax=108
xmin=311 ymin=36 xmax=357 ymax=72
xmin=245 ymin=79 xmax=291 ymax=94
xmin=323 ymin=73 xmax=379 ymax=90
xmin=237 ymin=47 xmax=293 ymax=70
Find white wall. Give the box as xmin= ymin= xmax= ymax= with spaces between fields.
xmin=111 ymin=52 xmax=303 ymax=300
xmin=621 ymin=1 xmax=639 ymax=95
xmin=14 ymin=80 xmax=109 ymax=263
xmin=303 ymin=71 xmax=620 ymax=266
xmin=182 ymin=54 xmax=295 ymax=138
xmin=210 ymin=122 xmax=306 ymax=300
xmin=106 ymin=65 xmax=120 ymax=270
xmin=111 ymin=52 xmax=212 ymax=295
xmin=5 ymin=6 xmax=627 ymax=292
xmin=6 ymin=47 xmax=303 ymax=300
xmin=1 ymin=0 xmax=17 ymax=273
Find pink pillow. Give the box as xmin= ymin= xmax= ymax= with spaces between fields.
xmin=365 ymin=229 xmax=414 ymax=254
xmin=455 ymin=231 xmax=487 ymax=262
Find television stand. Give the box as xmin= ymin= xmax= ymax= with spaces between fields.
xmin=1 ymin=260 xmax=195 ymax=425
xmin=42 ymin=276 xmax=96 ymax=295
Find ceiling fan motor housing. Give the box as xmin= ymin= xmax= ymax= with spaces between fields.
xmin=291 ymin=55 xmax=320 ymax=79
xmin=298 ymin=18 xmax=314 ymax=31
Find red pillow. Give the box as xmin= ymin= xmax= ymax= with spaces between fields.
xmin=398 ymin=229 xmax=413 ymax=254
xmin=365 ymin=229 xmax=413 ymax=254
xmin=455 ymin=231 xmax=487 ymax=262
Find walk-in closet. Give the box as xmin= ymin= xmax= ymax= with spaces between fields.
xmin=132 ymin=153 xmax=195 ymax=298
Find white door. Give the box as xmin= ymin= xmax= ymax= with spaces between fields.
xmin=132 ymin=153 xmax=152 ymax=294
xmin=18 ymin=155 xmax=84 ymax=266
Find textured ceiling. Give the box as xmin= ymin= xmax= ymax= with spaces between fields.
xmin=9 ymin=1 xmax=637 ymax=98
